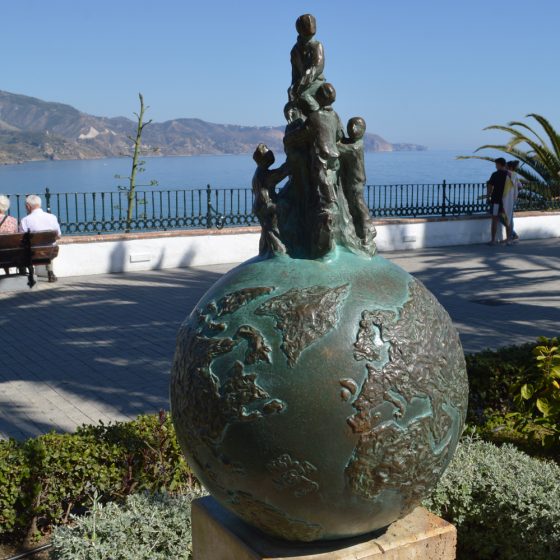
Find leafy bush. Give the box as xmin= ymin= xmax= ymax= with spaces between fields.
xmin=0 ymin=439 xmax=30 ymax=534
xmin=465 ymin=342 xmax=534 ymax=423
xmin=76 ymin=411 xmax=195 ymax=494
xmin=50 ymin=491 xmax=206 ymax=560
xmin=0 ymin=412 xmax=197 ymax=541
xmin=511 ymin=337 xmax=560 ymax=447
xmin=425 ymin=438 xmax=560 ymax=560
xmin=465 ymin=337 xmax=560 ymax=459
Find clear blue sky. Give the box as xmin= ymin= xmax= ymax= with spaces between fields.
xmin=2 ymin=0 xmax=559 ymax=150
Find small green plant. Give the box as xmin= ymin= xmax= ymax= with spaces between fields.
xmin=511 ymin=337 xmax=560 ymax=447
xmin=114 ymin=93 xmax=158 ymax=231
xmin=50 ymin=491 xmax=206 ymax=560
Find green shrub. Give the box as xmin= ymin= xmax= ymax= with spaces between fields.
xmin=50 ymin=491 xmax=206 ymax=560
xmin=22 ymin=432 xmax=125 ymax=538
xmin=50 ymin=437 xmax=560 ymax=560
xmin=0 ymin=412 xmax=197 ymax=541
xmin=425 ymin=438 xmax=560 ymax=560
xmin=0 ymin=439 xmax=30 ymax=534
xmin=511 ymin=337 xmax=560 ymax=447
xmin=466 ymin=337 xmax=560 ymax=457
xmin=76 ymin=411 xmax=196 ymax=494
xmin=465 ymin=342 xmax=534 ymax=423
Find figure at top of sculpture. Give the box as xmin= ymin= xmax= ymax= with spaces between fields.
xmin=338 ymin=117 xmax=377 ymax=250
xmin=252 ymin=143 xmax=290 ymax=257
xmin=288 ymin=13 xmax=325 ymax=115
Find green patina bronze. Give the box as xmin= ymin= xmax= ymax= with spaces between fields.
xmin=170 ymin=13 xmax=468 ymax=542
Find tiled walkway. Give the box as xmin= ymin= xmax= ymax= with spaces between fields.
xmin=0 ymin=238 xmax=558 ymax=440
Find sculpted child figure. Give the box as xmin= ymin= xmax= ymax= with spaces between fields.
xmin=338 ymin=117 xmax=377 ymax=247
xmin=252 ymin=143 xmax=290 ymax=256
xmin=284 ymin=82 xmax=345 ymax=257
xmin=288 ymin=13 xmax=325 ymax=115
xmin=279 ymin=102 xmax=309 ymax=250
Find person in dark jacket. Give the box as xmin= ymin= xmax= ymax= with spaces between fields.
xmin=486 ymin=158 xmax=508 ymax=245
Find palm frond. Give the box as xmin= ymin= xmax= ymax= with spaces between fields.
xmin=526 ymin=114 xmax=560 ymax=159
xmin=456 ymin=155 xmax=497 ymax=163
xmin=473 ymin=143 xmax=516 ymax=154
xmin=464 ymin=114 xmax=560 ymax=186
xmin=483 ymin=125 xmax=553 ymax=163
xmin=483 ymin=125 xmax=529 ymax=139
xmin=507 ymin=121 xmax=549 ymax=150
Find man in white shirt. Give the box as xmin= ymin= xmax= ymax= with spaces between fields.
xmin=19 ymin=194 xmax=61 ymax=282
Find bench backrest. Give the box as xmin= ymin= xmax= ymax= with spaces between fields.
xmin=0 ymin=231 xmax=59 ymax=269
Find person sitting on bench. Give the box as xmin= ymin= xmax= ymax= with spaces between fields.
xmin=0 ymin=195 xmax=18 ymax=235
xmin=19 ymin=194 xmax=61 ymax=283
xmin=0 ymin=194 xmax=19 ymax=275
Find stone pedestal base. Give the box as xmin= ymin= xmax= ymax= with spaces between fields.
xmin=192 ymin=496 xmax=456 ymax=560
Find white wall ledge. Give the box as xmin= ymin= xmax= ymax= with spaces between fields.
xmin=51 ymin=212 xmax=560 ymax=278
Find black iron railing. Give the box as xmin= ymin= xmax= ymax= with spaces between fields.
xmin=5 ymin=182 xmax=560 ymax=235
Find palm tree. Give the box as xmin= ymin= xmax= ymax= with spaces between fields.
xmin=458 ymin=113 xmax=560 ymax=187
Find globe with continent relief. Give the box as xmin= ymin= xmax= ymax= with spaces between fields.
xmin=169 ymin=248 xmax=468 ymax=541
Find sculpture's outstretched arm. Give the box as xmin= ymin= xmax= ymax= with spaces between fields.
xmin=268 ymin=162 xmax=291 ymax=184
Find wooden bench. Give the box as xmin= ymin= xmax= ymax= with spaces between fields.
xmin=0 ymin=231 xmax=60 ymax=288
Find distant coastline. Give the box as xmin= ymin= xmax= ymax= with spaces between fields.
xmin=0 ymin=90 xmax=426 ymax=166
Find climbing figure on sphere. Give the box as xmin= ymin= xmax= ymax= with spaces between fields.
xmin=284 ymin=82 xmax=344 ymax=257
xmin=252 ymin=143 xmax=290 ymax=257
xmin=338 ymin=117 xmax=377 ymax=251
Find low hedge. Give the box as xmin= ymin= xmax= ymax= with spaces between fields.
xmin=424 ymin=438 xmax=560 ymax=560
xmin=0 ymin=412 xmax=196 ymax=541
xmin=465 ymin=342 xmax=540 ymax=421
xmin=48 ymin=438 xmax=560 ymax=560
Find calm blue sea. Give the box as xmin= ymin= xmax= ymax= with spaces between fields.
xmin=0 ymin=150 xmax=499 ymax=196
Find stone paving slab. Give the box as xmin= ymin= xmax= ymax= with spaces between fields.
xmin=0 ymin=239 xmax=558 ymax=440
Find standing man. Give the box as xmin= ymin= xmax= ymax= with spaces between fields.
xmin=19 ymin=194 xmax=61 ymax=282
xmin=486 ymin=158 xmax=508 ymax=245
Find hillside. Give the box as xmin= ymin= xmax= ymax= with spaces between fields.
xmin=0 ymin=90 xmax=426 ymax=164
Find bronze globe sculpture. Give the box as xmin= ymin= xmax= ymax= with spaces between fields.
xmin=170 ymin=14 xmax=468 ymax=542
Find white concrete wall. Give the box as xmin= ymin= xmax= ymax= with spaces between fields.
xmin=54 ymin=231 xmax=260 ymax=277
xmin=51 ymin=213 xmax=560 ymax=278
xmin=376 ymin=213 xmax=560 ymax=251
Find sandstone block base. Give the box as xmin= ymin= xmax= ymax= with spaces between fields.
xmin=192 ymin=496 xmax=456 ymax=560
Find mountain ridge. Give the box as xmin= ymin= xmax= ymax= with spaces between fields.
xmin=0 ymin=90 xmax=426 ymax=165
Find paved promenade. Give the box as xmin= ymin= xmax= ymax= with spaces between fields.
xmin=0 ymin=238 xmax=558 ymax=440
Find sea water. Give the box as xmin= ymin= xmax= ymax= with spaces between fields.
xmin=0 ymin=149 xmax=500 ymax=196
